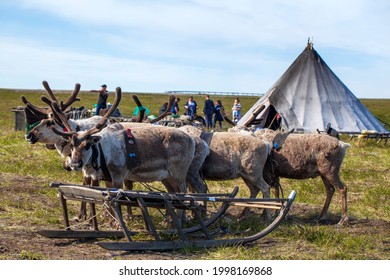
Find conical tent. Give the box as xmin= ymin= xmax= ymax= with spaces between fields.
xmin=238 ymin=43 xmax=388 ymax=133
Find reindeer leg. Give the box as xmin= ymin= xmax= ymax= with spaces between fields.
xmin=242 ymin=177 xmax=271 ymax=224
xmin=90 ymin=179 xmax=99 ymax=230
xmin=337 ymin=187 xmax=348 ymax=225
xmin=108 ymin=180 xmax=125 ymax=229
xmin=240 ymin=178 xmax=260 ymax=219
xmin=258 ymin=180 xmax=272 ymax=224
xmin=123 ymin=180 xmax=134 ymax=220
xmin=161 ymin=180 xmax=187 ymax=229
xmin=268 ymin=176 xmax=282 ymax=199
xmin=318 ymin=176 xmax=335 ymax=223
xmin=74 ymin=176 xmax=91 ymax=222
xmin=186 ymin=174 xmax=208 ymax=218
xmin=322 ymin=175 xmax=348 ymax=225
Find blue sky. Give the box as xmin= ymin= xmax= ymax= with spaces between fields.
xmin=0 ymin=0 xmax=389 ymax=98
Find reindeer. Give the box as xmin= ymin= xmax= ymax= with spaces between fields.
xmin=224 ymin=109 xmax=350 ymax=225
xmin=23 ymin=82 xmax=176 ymax=221
xmin=51 ymin=91 xmax=196 ymax=229
xmin=254 ymin=128 xmax=350 ymax=225
xmin=130 ymin=95 xmax=210 ymax=194
xmin=51 ymin=88 xmax=196 ymax=195
xmin=179 ymin=125 xmax=272 ymax=221
xmin=23 ymin=82 xmax=124 ymax=221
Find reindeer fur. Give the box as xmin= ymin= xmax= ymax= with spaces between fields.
xmin=254 ymin=129 xmax=351 ymax=225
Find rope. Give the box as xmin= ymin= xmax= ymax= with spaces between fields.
xmin=140 ymin=182 xmax=165 ymax=193
xmin=65 ymin=206 xmax=106 ymax=230
xmin=103 ymin=201 xmax=120 ymax=224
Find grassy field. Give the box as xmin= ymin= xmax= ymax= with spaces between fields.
xmin=0 ymin=88 xmax=389 ymax=260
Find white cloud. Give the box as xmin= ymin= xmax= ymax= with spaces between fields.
xmin=14 ymin=0 xmax=390 ymax=56
xmin=0 ymin=36 xmax=275 ymax=93
xmin=2 ymin=0 xmax=390 ymax=98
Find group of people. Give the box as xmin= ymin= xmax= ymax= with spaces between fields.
xmin=169 ymin=95 xmax=241 ymax=131
xmin=92 ymin=84 xmax=242 ymax=131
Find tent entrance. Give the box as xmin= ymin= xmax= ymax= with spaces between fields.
xmin=263 ymin=105 xmax=281 ymax=130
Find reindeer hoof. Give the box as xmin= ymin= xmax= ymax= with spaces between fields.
xmin=337 ymin=216 xmax=349 ymax=227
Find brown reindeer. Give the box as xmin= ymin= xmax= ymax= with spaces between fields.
xmin=254 ymin=129 xmax=351 ymax=225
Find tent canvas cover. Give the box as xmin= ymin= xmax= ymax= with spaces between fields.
xmin=238 ymin=43 xmax=387 ymax=133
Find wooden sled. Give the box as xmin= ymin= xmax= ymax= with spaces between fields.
xmin=38 ymin=182 xmax=296 ymax=251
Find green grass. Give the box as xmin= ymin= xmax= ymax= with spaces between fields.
xmin=0 ymin=88 xmax=389 ymax=260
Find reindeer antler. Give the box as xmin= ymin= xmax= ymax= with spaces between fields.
xmin=75 ymin=86 xmax=122 ymax=143
xmin=60 ymin=83 xmax=81 ymax=111
xmin=51 ymin=86 xmax=122 ymax=142
xmin=220 ymin=106 xmax=237 ymax=126
xmin=51 ymin=101 xmax=74 ymax=133
xmin=21 ymin=94 xmax=54 ymax=125
xmin=21 ymin=96 xmax=50 ymax=115
xmin=132 ymin=94 xmax=143 ymax=108
xmin=42 ymin=81 xmax=58 ymax=104
xmin=42 ymin=81 xmax=81 ymax=111
xmin=149 ymin=95 xmax=175 ymax=124
xmin=132 ymin=95 xmax=146 ymax=123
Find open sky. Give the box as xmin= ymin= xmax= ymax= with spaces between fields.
xmin=0 ymin=0 xmax=389 ymax=98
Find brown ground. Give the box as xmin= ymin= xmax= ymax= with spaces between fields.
xmin=0 ymin=173 xmax=389 ymax=260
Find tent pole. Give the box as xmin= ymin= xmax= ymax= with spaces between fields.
xmin=243 ymin=104 xmax=266 ymax=127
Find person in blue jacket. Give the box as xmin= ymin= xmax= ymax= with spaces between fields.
xmin=171 ymin=97 xmax=180 ymax=117
xmin=213 ymin=100 xmax=224 ymax=131
xmin=202 ymin=95 xmax=215 ymax=131
xmin=184 ymin=96 xmax=198 ymax=120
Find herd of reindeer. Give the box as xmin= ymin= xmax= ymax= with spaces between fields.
xmin=22 ymin=81 xmax=351 ymax=227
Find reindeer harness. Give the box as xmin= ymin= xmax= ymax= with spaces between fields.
xmin=84 ymin=127 xmax=140 ymax=180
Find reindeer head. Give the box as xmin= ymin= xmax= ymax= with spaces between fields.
xmin=23 ymin=81 xmax=81 ymax=146
xmin=26 ymin=118 xmax=66 ymax=144
xmin=65 ymin=133 xmax=102 ymax=170
xmin=51 ymin=87 xmax=122 ymax=171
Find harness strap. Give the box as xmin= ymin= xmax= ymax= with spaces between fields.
xmin=98 ymin=143 xmax=112 ymax=181
xmin=272 ymin=133 xmax=289 ymax=151
xmin=85 ymin=143 xmax=112 ymax=181
xmin=85 ymin=144 xmax=98 ymax=170
xmin=60 ymin=141 xmax=69 ymax=155
xmin=25 ymin=121 xmax=41 ymax=132
xmin=124 ymin=128 xmax=140 ymax=172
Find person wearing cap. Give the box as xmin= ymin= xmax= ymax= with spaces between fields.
xmin=91 ymin=84 xmax=109 ymax=115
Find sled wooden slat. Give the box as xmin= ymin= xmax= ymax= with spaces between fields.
xmin=59 ymin=186 xmax=109 ymax=204
xmin=37 ymin=230 xmax=126 ymax=239
xmin=230 ymin=202 xmax=282 ymax=210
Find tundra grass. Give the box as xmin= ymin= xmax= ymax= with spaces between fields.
xmin=0 ymin=88 xmax=389 ymax=260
